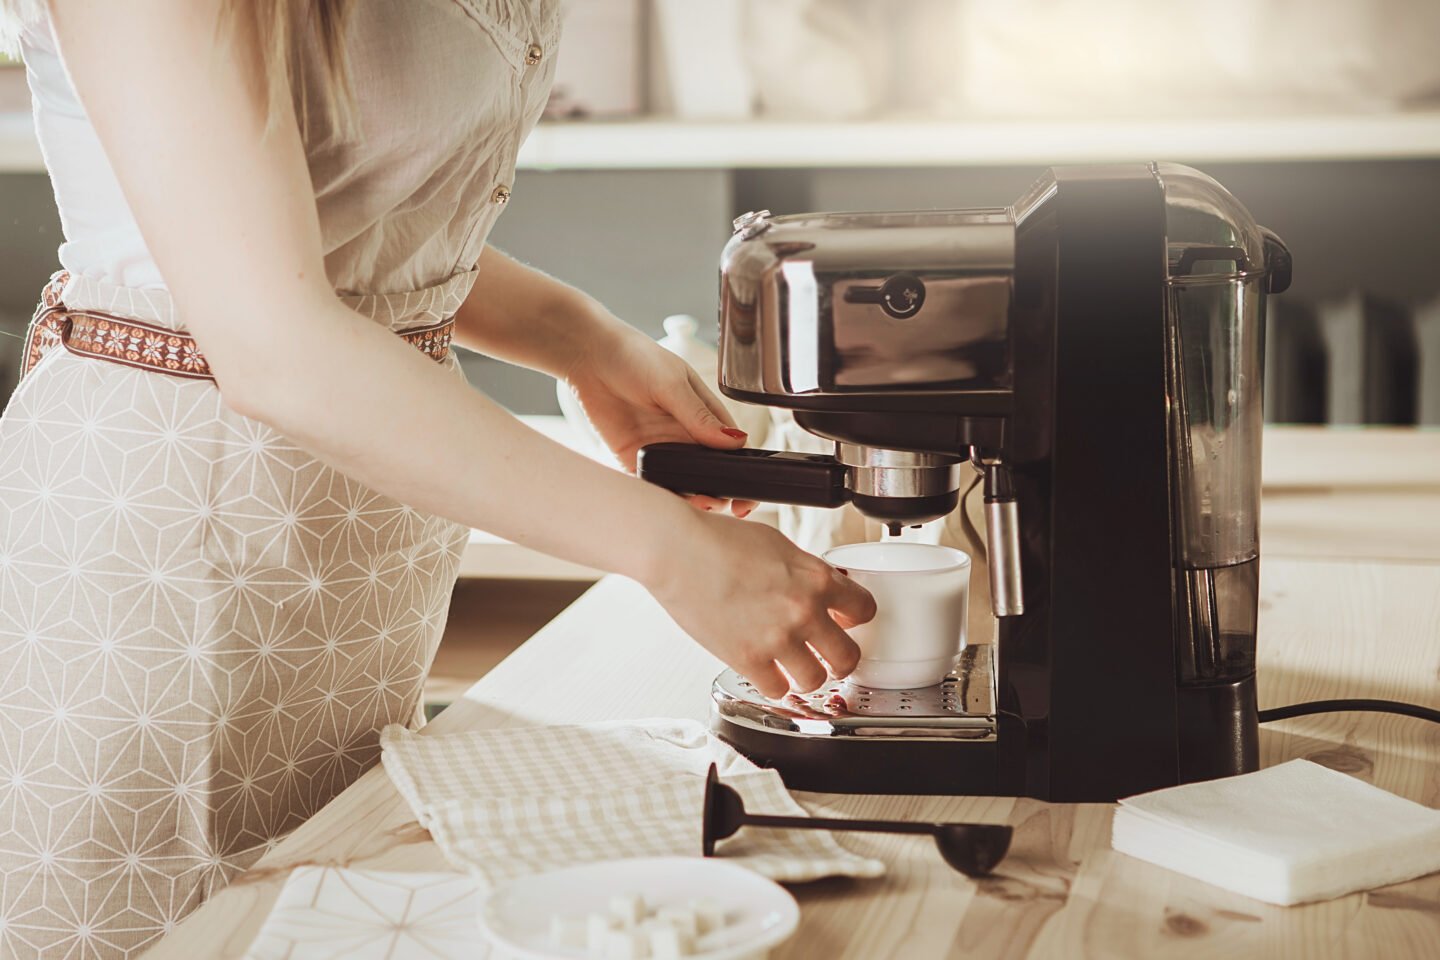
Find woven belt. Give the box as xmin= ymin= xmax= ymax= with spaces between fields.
xmin=21 ymin=272 xmax=455 ymax=382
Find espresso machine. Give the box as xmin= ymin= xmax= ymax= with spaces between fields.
xmin=638 ymin=163 xmax=1291 ymax=802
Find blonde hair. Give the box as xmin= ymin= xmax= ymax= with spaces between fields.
xmin=1 ymin=0 xmax=354 ymax=136
xmin=228 ymin=0 xmax=355 ymax=137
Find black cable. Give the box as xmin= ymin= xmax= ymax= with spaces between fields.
xmin=1258 ymin=698 xmax=1440 ymax=725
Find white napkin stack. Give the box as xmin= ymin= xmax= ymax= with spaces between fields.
xmin=380 ymin=718 xmax=885 ymax=889
xmin=246 ymin=868 xmax=479 ymax=960
xmin=1111 ymin=759 xmax=1440 ymax=905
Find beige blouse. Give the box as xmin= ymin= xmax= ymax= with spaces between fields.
xmin=22 ymin=0 xmax=563 ymax=299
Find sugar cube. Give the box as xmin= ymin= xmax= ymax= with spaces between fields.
xmin=602 ymin=928 xmax=649 ymax=960
xmin=689 ymin=898 xmax=726 ymax=936
xmin=549 ymin=915 xmax=586 ymax=949
xmin=642 ymin=919 xmax=693 ymax=959
xmin=653 ymin=906 xmax=699 ymax=940
xmin=610 ymin=893 xmax=647 ymax=927
xmin=587 ymin=913 xmax=617 ymax=953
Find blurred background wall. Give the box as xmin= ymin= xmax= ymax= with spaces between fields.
xmin=2 ymin=0 xmax=1437 ymax=423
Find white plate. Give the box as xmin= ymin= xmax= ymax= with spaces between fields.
xmin=480 ymin=857 xmax=800 ymax=960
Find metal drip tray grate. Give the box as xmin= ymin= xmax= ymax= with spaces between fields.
xmin=713 ymin=643 xmax=997 ymax=741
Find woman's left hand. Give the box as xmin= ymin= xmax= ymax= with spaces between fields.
xmin=563 ymin=321 xmax=757 ymax=518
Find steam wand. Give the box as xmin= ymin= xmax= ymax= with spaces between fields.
xmin=971 ymin=449 xmax=1025 ymax=617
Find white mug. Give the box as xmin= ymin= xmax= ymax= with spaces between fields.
xmin=822 ymin=542 xmax=971 ymax=689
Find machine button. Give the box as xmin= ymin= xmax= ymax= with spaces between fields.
xmin=491 ymin=184 xmax=512 ymax=205
xmin=525 ymin=43 xmax=544 ymax=65
xmin=843 ymin=273 xmax=927 ymax=319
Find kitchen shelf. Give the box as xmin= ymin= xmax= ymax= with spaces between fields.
xmin=515 ymin=114 xmax=1440 ymax=170
xmin=4 ymin=111 xmax=1440 ymax=174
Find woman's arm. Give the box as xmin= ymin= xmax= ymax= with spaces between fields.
xmin=46 ymin=0 xmax=661 ymax=580
xmin=454 ymin=246 xmax=752 ymax=498
xmin=452 ymin=245 xmax=603 ymax=380
xmin=47 ymin=0 xmax=871 ymax=698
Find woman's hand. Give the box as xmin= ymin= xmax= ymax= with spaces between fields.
xmin=564 ymin=320 xmax=756 ymax=517
xmin=646 ymin=508 xmax=876 ymax=699
xmin=450 ymin=250 xmax=756 ymax=516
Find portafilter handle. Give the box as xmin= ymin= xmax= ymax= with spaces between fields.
xmin=636 ymin=442 xmax=849 ymax=509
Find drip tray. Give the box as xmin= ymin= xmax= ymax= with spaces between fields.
xmin=712 ymin=643 xmax=996 ymax=741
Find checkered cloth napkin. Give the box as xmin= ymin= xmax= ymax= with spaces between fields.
xmin=379 ymin=718 xmax=885 ymax=887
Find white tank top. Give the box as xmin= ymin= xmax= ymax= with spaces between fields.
xmin=17 ymin=0 xmax=561 ymax=298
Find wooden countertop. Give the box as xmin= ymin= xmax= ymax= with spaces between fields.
xmin=147 ymin=431 xmax=1440 ymax=960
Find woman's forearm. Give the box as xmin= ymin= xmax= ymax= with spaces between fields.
xmin=453 ymin=245 xmax=626 ymax=379
xmin=237 ymin=293 xmax=696 ymax=585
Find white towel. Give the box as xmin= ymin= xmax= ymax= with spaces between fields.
xmin=1111 ymin=759 xmax=1440 ymax=905
xmin=380 ymin=718 xmax=885 ymax=888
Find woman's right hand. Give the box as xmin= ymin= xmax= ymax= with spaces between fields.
xmin=646 ymin=509 xmax=876 ymax=699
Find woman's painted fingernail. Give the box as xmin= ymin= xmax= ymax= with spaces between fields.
xmin=834 ymin=567 xmax=848 ymax=576
xmin=720 ymin=428 xmax=747 ymax=439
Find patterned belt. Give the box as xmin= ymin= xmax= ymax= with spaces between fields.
xmin=21 ymin=272 xmax=456 ymax=382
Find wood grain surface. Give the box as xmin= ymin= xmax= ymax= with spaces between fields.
xmin=143 ymin=551 xmax=1440 ymax=959
xmin=1260 ymin=427 xmax=1440 ymax=564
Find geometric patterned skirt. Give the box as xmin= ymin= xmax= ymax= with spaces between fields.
xmin=0 ymin=273 xmax=472 ymax=958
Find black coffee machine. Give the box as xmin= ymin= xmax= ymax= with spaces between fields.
xmin=639 ymin=163 xmax=1291 ymax=802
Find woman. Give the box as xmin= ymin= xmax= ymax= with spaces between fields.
xmin=0 ymin=1 xmax=875 ymax=955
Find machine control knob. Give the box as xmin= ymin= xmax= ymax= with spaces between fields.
xmin=844 ymin=273 xmax=927 ymax=319
xmin=732 ymin=210 xmax=773 ymax=240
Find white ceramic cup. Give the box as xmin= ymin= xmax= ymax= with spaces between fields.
xmin=822 ymin=542 xmax=971 ymax=690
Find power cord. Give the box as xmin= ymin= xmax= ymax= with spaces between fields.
xmin=1259 ymin=698 xmax=1440 ymax=725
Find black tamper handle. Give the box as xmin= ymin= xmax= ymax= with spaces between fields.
xmin=701 ymin=764 xmax=1012 ymax=878
xmin=636 ymin=442 xmax=849 ymax=509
